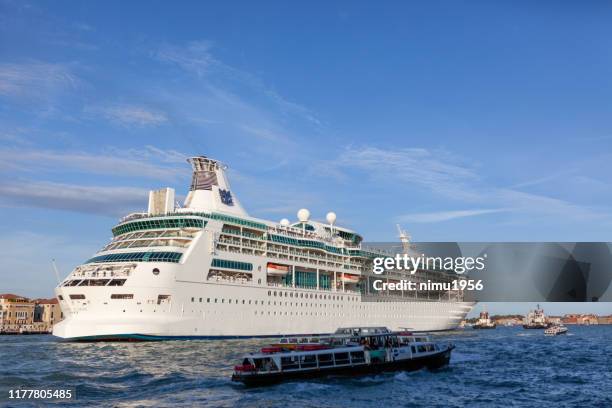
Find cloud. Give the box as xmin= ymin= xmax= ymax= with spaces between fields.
xmin=0 ymin=145 xmax=187 ymax=180
xmin=0 ymin=180 xmax=148 ymax=217
xmin=154 ymin=40 xmax=217 ymax=77
xmin=0 ymin=62 xmax=78 ymax=98
xmin=86 ymin=104 xmax=168 ymax=127
xmin=397 ymin=208 xmax=510 ymax=223
xmin=153 ymin=40 xmax=322 ymax=128
xmin=318 ymin=145 xmax=612 ymax=225
xmin=319 ymin=146 xmax=478 ymax=199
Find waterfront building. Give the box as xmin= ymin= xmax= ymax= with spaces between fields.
xmin=0 ymin=294 xmax=35 ymax=333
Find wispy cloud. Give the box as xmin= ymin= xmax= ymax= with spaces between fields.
xmin=398 ymin=208 xmax=510 ymax=223
xmin=319 ymin=146 xmax=478 ymax=199
xmin=0 ymin=61 xmax=79 ymax=98
xmin=0 ymin=145 xmax=187 ymax=180
xmin=0 ymin=180 xmax=148 ymax=217
xmin=153 ymin=40 xmax=322 ymax=128
xmin=154 ymin=40 xmax=217 ymax=77
xmin=319 ymin=145 xmax=612 ymax=225
xmin=85 ymin=104 xmax=168 ymax=127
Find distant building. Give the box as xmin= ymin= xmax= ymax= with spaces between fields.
xmin=580 ymin=314 xmax=599 ymax=325
xmin=493 ymin=317 xmax=523 ymax=326
xmin=562 ymin=314 xmax=579 ymax=324
xmin=597 ymin=315 xmax=612 ymax=325
xmin=31 ymin=298 xmax=62 ymax=333
xmin=562 ymin=313 xmax=602 ymax=325
xmin=0 ymin=294 xmax=35 ymax=333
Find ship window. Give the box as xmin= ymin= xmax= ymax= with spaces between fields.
xmin=215 ymin=299 xmax=218 ymax=303
xmin=199 ymin=298 xmax=202 ymax=302
xmin=69 ymin=294 xmax=85 ymax=300
xmin=281 ymin=356 xmax=300 ymax=370
xmin=191 ymin=297 xmax=194 ymax=302
xmin=318 ymin=354 xmax=333 ymax=367
xmin=207 ymin=298 xmax=210 ymax=303
xmin=86 ymin=251 xmax=182 ymax=264
xmin=229 ymin=299 xmax=232 ymax=304
xmin=111 ymin=294 xmax=133 ymax=299
xmin=299 ymin=355 xmax=317 ymax=368
xmin=350 ymin=351 xmax=365 ymax=363
xmin=334 ymin=352 xmax=349 ymax=365
xmin=108 ymin=279 xmax=127 ymax=286
xmin=58 ymin=295 xmax=64 ymax=301
xmin=112 ymin=218 xmax=206 ymax=237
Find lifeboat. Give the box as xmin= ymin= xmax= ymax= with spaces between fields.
xmin=340 ymin=273 xmax=360 ymax=284
xmin=267 ymin=263 xmax=289 ymax=276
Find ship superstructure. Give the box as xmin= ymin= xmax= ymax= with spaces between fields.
xmin=523 ymin=304 xmax=551 ymax=329
xmin=53 ymin=156 xmax=474 ymax=340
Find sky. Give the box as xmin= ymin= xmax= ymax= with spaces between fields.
xmin=0 ymin=1 xmax=611 ymax=315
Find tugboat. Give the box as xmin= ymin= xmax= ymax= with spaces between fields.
xmin=231 ymin=327 xmax=454 ymax=387
xmin=523 ymin=304 xmax=551 ymax=329
xmin=544 ymin=324 xmax=568 ymax=336
xmin=472 ymin=310 xmax=496 ymax=329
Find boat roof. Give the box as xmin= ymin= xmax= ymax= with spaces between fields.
xmin=334 ymin=327 xmax=392 ymax=335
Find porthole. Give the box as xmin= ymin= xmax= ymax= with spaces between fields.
xmin=152 ymin=268 xmax=160 ymax=275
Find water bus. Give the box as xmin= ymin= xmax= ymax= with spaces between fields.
xmin=231 ymin=327 xmax=454 ymax=386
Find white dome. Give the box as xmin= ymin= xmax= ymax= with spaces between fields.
xmin=280 ymin=218 xmax=290 ymax=227
xmin=297 ymin=208 xmax=310 ymax=222
xmin=326 ymin=212 xmax=337 ymax=225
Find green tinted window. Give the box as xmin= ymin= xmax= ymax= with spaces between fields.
xmin=86 ymin=252 xmax=182 ymax=264
xmin=211 ymin=258 xmax=253 ymax=271
xmin=112 ymin=218 xmax=205 ymax=236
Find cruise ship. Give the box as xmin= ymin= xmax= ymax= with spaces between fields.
xmin=53 ymin=156 xmax=474 ymax=340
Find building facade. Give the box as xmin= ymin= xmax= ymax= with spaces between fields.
xmin=0 ymin=294 xmax=35 ymax=333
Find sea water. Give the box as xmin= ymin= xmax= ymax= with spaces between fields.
xmin=0 ymin=326 xmax=610 ymax=407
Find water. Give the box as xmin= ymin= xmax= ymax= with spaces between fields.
xmin=1 ymin=326 xmax=611 ymax=407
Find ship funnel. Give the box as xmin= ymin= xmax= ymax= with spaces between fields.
xmin=183 ymin=156 xmax=248 ymax=216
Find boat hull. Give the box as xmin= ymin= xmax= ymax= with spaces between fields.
xmin=523 ymin=324 xmax=550 ymax=329
xmin=54 ymin=281 xmax=474 ymax=341
xmin=232 ymin=347 xmax=453 ymax=387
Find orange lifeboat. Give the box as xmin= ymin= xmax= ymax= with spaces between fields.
xmin=340 ymin=273 xmax=360 ymax=284
xmin=267 ymin=263 xmax=289 ymax=276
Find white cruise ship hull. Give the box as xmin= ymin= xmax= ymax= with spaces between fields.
xmin=54 ymin=280 xmax=473 ymax=340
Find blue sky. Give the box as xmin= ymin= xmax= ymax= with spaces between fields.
xmin=1 ymin=1 xmax=611 ymax=315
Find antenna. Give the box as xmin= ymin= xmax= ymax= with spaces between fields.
xmin=396 ymin=224 xmax=411 ymax=253
xmin=52 ymin=259 xmax=61 ymax=284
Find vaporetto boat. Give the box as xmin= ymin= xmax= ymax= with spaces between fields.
xmin=53 ymin=156 xmax=474 ymax=340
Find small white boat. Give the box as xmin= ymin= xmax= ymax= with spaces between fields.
xmin=544 ymin=324 xmax=568 ymax=336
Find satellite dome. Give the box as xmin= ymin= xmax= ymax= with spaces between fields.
xmin=297 ymin=208 xmax=310 ymax=222
xmin=280 ymin=218 xmax=290 ymax=227
xmin=326 ymin=212 xmax=337 ymax=225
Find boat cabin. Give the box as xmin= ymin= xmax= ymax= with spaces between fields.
xmin=236 ymin=329 xmax=444 ymax=375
